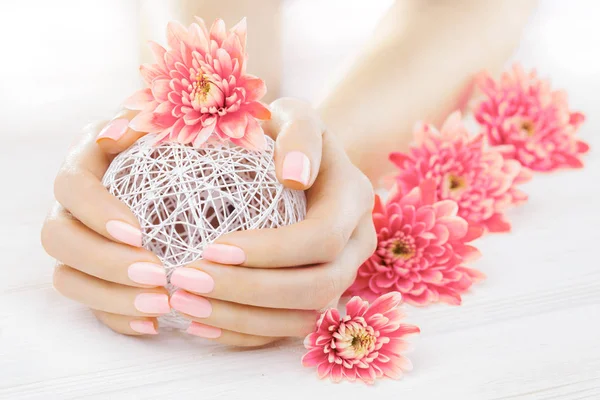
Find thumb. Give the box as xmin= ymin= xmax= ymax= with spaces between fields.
xmin=95 ymin=109 xmax=147 ymax=156
xmin=263 ymin=98 xmax=325 ymax=191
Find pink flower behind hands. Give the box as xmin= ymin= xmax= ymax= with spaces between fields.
xmin=474 ymin=64 xmax=589 ymax=171
xmin=125 ymin=17 xmax=271 ymax=150
xmin=302 ymin=292 xmax=419 ymax=384
xmin=346 ymin=180 xmax=484 ymax=306
xmin=390 ymin=111 xmax=531 ymax=233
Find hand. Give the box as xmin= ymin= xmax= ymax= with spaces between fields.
xmin=42 ymin=109 xmax=170 ymax=336
xmin=42 ymin=98 xmax=376 ymax=345
xmin=168 ymin=98 xmax=376 ymax=346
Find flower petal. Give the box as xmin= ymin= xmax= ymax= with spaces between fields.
xmin=230 ymin=117 xmax=267 ymax=151
xmin=123 ymin=89 xmax=154 ymax=110
xmin=240 ymin=75 xmax=267 ymax=102
xmin=217 ymin=112 xmax=248 ymax=139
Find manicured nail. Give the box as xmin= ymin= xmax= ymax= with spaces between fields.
xmin=130 ymin=320 xmax=158 ymax=335
xmin=171 ymin=268 xmax=214 ymax=293
xmin=106 ymin=220 xmax=142 ymax=247
xmin=282 ymin=151 xmax=310 ymax=186
xmin=170 ymin=290 xmax=212 ymax=318
xmin=134 ymin=293 xmax=170 ymax=314
xmin=186 ymin=322 xmax=222 ymax=339
xmin=128 ymin=262 xmax=167 ymax=286
xmin=96 ymin=118 xmax=129 ymax=142
xmin=202 ymin=244 xmax=245 ymax=265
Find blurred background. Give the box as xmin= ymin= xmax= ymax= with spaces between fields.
xmin=1 ymin=1 xmax=599 ymax=398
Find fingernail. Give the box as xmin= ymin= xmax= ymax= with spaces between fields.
xmin=130 ymin=320 xmax=158 ymax=335
xmin=186 ymin=322 xmax=222 ymax=339
xmin=202 ymin=244 xmax=245 ymax=265
xmin=106 ymin=220 xmax=142 ymax=247
xmin=282 ymin=151 xmax=311 ymax=186
xmin=96 ymin=118 xmax=129 ymax=142
xmin=128 ymin=262 xmax=167 ymax=286
xmin=134 ymin=293 xmax=170 ymax=314
xmin=171 ymin=268 xmax=214 ymax=293
xmin=170 ymin=290 xmax=212 ymax=318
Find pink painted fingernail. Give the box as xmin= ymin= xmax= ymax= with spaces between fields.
xmin=130 ymin=320 xmax=158 ymax=335
xmin=202 ymin=244 xmax=245 ymax=265
xmin=282 ymin=151 xmax=310 ymax=186
xmin=171 ymin=268 xmax=214 ymax=294
xmin=186 ymin=322 xmax=222 ymax=339
xmin=106 ymin=220 xmax=142 ymax=247
xmin=128 ymin=262 xmax=167 ymax=286
xmin=170 ymin=290 xmax=212 ymax=318
xmin=96 ymin=118 xmax=129 ymax=142
xmin=134 ymin=293 xmax=170 ymax=314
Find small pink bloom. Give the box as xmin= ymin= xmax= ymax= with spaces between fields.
xmin=390 ymin=111 xmax=531 ymax=233
xmin=474 ymin=64 xmax=589 ymax=171
xmin=346 ymin=180 xmax=485 ymax=306
xmin=302 ymin=292 xmax=419 ymax=384
xmin=125 ymin=17 xmax=271 ymax=150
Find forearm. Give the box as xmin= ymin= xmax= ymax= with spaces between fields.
xmin=317 ymin=0 xmax=536 ymax=185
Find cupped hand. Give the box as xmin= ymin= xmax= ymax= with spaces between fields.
xmin=42 ymin=98 xmax=376 ymax=345
xmin=169 ymin=98 xmax=376 ymax=346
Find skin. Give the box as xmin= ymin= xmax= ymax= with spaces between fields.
xmin=42 ymin=98 xmax=376 ymax=345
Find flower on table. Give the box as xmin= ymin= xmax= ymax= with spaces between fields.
xmin=390 ymin=111 xmax=531 ymax=234
xmin=125 ymin=17 xmax=271 ymax=150
xmin=346 ymin=180 xmax=484 ymax=306
xmin=302 ymin=292 xmax=419 ymax=384
xmin=473 ymin=64 xmax=588 ymax=171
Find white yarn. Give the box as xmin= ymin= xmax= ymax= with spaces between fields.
xmin=103 ymin=135 xmax=307 ymax=330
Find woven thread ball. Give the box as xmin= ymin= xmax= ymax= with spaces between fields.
xmin=102 ymin=134 xmax=307 ymax=329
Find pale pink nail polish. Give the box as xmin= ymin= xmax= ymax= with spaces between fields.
xmin=202 ymin=244 xmax=245 ymax=265
xmin=187 ymin=322 xmax=222 ymax=339
xmin=96 ymin=118 xmax=129 ymax=142
xmin=282 ymin=151 xmax=310 ymax=186
xmin=128 ymin=263 xmax=167 ymax=286
xmin=106 ymin=220 xmax=142 ymax=247
xmin=171 ymin=268 xmax=214 ymax=293
xmin=170 ymin=290 xmax=212 ymax=318
xmin=130 ymin=320 xmax=158 ymax=335
xmin=134 ymin=293 xmax=170 ymax=314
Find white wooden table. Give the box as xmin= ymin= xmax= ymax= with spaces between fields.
xmin=1 ymin=1 xmax=599 ymax=398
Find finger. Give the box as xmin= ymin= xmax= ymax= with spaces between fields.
xmin=54 ymin=121 xmax=143 ymax=247
xmin=170 ymin=290 xmax=318 ymax=337
xmin=53 ymin=265 xmax=170 ymax=317
xmin=42 ymin=204 xmax=166 ymax=287
xmin=202 ymin=133 xmax=374 ymax=267
xmin=95 ymin=109 xmax=147 ymax=155
xmin=263 ymin=98 xmax=325 ymax=190
xmin=92 ymin=310 xmax=159 ymax=336
xmin=172 ymin=212 xmax=377 ymax=310
xmin=186 ymin=322 xmax=279 ymax=347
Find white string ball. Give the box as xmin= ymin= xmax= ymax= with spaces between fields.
xmin=102 ymin=134 xmax=307 ymax=329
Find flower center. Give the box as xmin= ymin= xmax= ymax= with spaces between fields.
xmin=388 ymin=238 xmax=415 ymax=260
xmin=448 ymin=174 xmax=466 ymax=191
xmin=351 ymin=332 xmax=376 ymax=357
xmin=335 ymin=321 xmax=377 ymax=360
xmin=194 ymin=73 xmax=212 ymax=103
xmin=520 ymin=119 xmax=535 ymax=136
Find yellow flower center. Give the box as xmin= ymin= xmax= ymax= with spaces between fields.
xmin=194 ymin=73 xmax=212 ymax=103
xmin=520 ymin=119 xmax=535 ymax=136
xmin=448 ymin=174 xmax=466 ymax=191
xmin=390 ymin=240 xmax=415 ymax=260
xmin=351 ymin=332 xmax=376 ymax=357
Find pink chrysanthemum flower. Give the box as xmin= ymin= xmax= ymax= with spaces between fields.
xmin=346 ymin=180 xmax=484 ymax=306
xmin=302 ymin=292 xmax=419 ymax=384
xmin=124 ymin=17 xmax=271 ymax=150
xmin=474 ymin=64 xmax=589 ymax=171
xmin=390 ymin=111 xmax=532 ymax=233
